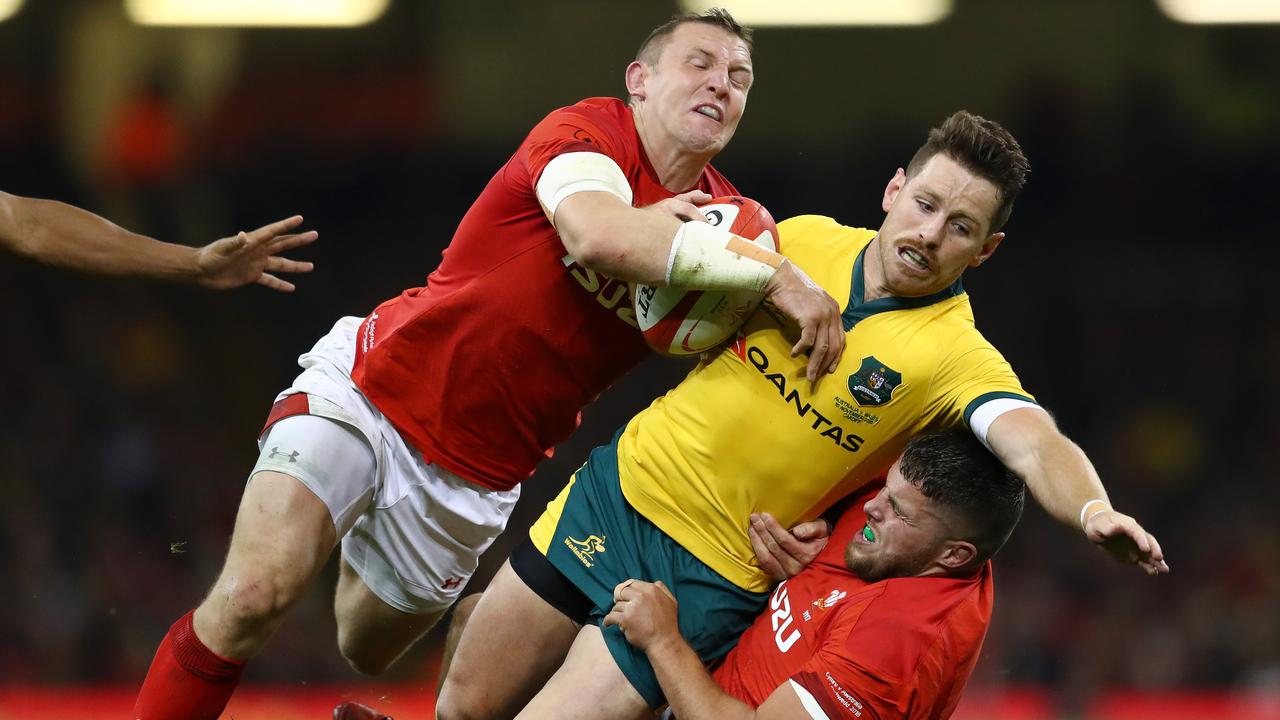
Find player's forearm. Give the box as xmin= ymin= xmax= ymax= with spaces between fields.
xmin=0 ymin=193 xmax=200 ymax=280
xmin=1025 ymin=438 xmax=1107 ymax=531
xmin=555 ymin=194 xmax=678 ymax=283
xmin=991 ymin=413 xmax=1109 ymax=532
xmin=647 ymin=637 xmax=757 ymax=720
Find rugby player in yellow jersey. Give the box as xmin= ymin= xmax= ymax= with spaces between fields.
xmin=438 ymin=111 xmax=1168 ymax=720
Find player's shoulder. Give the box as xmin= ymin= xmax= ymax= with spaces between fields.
xmin=896 ymin=290 xmax=991 ymax=353
xmin=778 ymin=215 xmax=871 ymax=242
xmin=828 ymin=574 xmax=988 ymax=671
xmin=522 ymin=97 xmax=633 ymax=169
xmin=872 ymin=574 xmax=986 ymax=616
xmin=539 ymin=96 xmax=628 ymax=128
xmin=931 ymin=309 xmax=1014 ymax=365
xmin=777 ymin=215 xmax=875 ymax=265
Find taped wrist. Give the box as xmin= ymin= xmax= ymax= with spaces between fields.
xmin=665 ymin=220 xmax=784 ymax=291
xmin=1079 ymin=498 xmax=1110 ymax=532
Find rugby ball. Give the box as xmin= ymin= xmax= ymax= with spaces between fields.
xmin=634 ymin=196 xmax=779 ymax=356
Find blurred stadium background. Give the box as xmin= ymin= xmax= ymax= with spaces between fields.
xmin=0 ymin=1 xmax=1277 ymax=718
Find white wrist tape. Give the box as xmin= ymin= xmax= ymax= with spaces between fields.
xmin=665 ymin=220 xmax=784 ymax=291
xmin=1079 ymin=498 xmax=1109 ymax=531
xmin=535 ymin=152 xmax=634 ymax=221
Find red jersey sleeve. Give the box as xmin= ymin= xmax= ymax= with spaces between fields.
xmin=523 ymin=100 xmax=633 ymax=186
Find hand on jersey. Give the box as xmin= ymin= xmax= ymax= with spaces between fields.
xmin=604 ymin=579 xmax=680 ymax=653
xmin=194 ymin=214 xmax=317 ymax=292
xmin=1084 ymin=509 xmax=1169 ymax=576
xmin=762 ymin=262 xmax=845 ymax=383
xmin=749 ymin=512 xmax=830 ymax=582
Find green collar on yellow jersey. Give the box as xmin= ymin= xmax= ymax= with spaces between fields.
xmin=843 ymin=238 xmax=966 ymax=331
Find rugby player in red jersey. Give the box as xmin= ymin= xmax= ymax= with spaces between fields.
xmin=0 ymin=192 xmax=315 ymax=291
xmin=607 ymin=430 xmax=1025 ymax=720
xmin=133 ymin=9 xmax=844 ymax=720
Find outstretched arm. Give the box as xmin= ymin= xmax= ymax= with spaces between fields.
xmin=986 ymin=407 xmax=1169 ymax=575
xmin=0 ymin=192 xmax=316 ymax=291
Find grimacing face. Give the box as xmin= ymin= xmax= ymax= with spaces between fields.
xmin=869 ymin=154 xmax=1005 ymax=298
xmin=845 ymin=461 xmax=952 ymax=583
xmin=628 ymin=22 xmax=753 ymax=156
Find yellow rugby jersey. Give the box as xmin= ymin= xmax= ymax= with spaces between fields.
xmin=618 ymin=215 xmax=1036 ymax=592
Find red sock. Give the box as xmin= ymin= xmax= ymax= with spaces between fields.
xmin=132 ymin=610 xmax=247 ymax=720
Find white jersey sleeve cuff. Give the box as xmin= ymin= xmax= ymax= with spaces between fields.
xmin=969 ymin=397 xmax=1044 ymax=450
xmin=535 ymin=151 xmax=633 ymax=221
xmin=788 ymin=679 xmax=832 ymax=720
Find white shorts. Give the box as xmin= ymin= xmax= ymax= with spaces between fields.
xmin=250 ymin=316 xmax=521 ymax=614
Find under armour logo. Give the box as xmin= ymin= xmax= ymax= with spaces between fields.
xmin=268 ymin=446 xmax=300 ymax=463
xmin=442 ymin=577 xmax=464 ymax=589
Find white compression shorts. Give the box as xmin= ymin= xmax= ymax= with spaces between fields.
xmin=250 ymin=316 xmax=521 ymax=614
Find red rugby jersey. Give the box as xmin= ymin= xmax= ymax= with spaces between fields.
xmin=713 ymin=485 xmax=993 ymax=720
xmin=351 ymin=97 xmax=739 ymax=491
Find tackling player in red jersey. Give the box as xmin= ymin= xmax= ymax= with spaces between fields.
xmin=133 ymin=9 xmax=845 ymax=720
xmin=351 ymin=96 xmax=738 ymax=490
xmin=607 ymin=430 xmax=1025 ymax=720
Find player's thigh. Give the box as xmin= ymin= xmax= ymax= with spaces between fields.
xmin=436 ymin=560 xmax=582 ymax=720
xmin=197 ymin=415 xmax=377 ymax=636
xmin=219 ymin=412 xmax=378 ymax=579
xmin=333 ymin=557 xmax=447 ymax=674
xmin=194 ymin=470 xmax=338 ymax=655
xmin=219 ymin=470 xmax=336 ymax=576
xmin=336 ymin=453 xmax=518 ymax=636
xmin=515 ymin=624 xmax=650 ymax=720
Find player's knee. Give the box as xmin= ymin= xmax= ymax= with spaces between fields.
xmin=336 ymin=610 xmax=441 ymax=677
xmin=340 ymin=648 xmax=394 ymax=676
xmin=211 ymin=568 xmax=304 ymax=633
xmin=337 ymin=632 xmax=396 ymax=676
xmin=434 ymin=683 xmax=491 ymax=720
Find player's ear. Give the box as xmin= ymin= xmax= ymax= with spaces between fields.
xmin=936 ymin=539 xmax=977 ymax=572
xmin=882 ymin=168 xmax=907 ymax=213
xmin=970 ymin=232 xmax=1004 ymax=268
xmin=625 ymin=61 xmax=648 ymax=101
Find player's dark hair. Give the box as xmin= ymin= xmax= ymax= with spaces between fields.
xmin=898 ymin=429 xmax=1025 ymax=571
xmin=635 ymin=8 xmax=753 ymax=67
xmin=905 ymin=111 xmax=1030 ymax=233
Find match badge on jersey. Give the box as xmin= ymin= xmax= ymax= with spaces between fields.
xmin=633 ymin=196 xmax=778 ymax=356
xmin=847 ymin=356 xmax=903 ymax=407
xmin=813 ymin=589 xmax=847 ymax=610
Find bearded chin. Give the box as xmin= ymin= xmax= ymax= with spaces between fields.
xmin=848 ymin=551 xmax=929 ymax=584
xmin=846 ymin=552 xmax=884 ymax=583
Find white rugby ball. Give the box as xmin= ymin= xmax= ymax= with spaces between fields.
xmin=634 ymin=196 xmax=779 ymax=356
